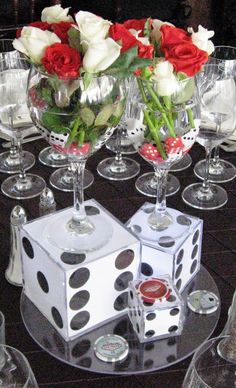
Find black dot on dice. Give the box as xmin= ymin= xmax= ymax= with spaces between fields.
xmin=144 ymin=359 xmax=154 ymax=368
xmin=176 ymin=249 xmax=184 ymax=265
xmin=69 ymin=267 xmax=90 ymax=289
xmin=69 ymin=290 xmax=90 ymax=310
xmin=141 ymin=262 xmax=153 ymax=276
xmin=37 ymin=271 xmax=49 ymax=293
xmin=70 ymin=311 xmax=90 ymax=331
xmin=145 ymin=330 xmax=155 ymax=338
xmin=191 ymin=245 xmax=198 ymax=260
xmin=167 ymin=294 xmax=176 ymax=302
xmin=113 ymin=292 xmax=128 ymax=311
xmin=51 ymin=307 xmax=63 ymax=329
xmin=146 ymin=312 xmax=156 ymax=321
xmin=176 ymin=279 xmax=182 ymax=290
xmin=166 ymin=355 xmax=176 ymax=363
xmin=22 ymin=237 xmax=34 ymax=258
xmin=114 ymin=271 xmax=133 ymax=291
xmin=175 ymin=264 xmax=183 ymax=279
xmin=61 ymin=252 xmax=86 ymax=265
xmin=168 ymin=325 xmax=178 ymax=333
xmin=136 ymin=323 xmax=140 ymax=333
xmin=190 ymin=260 xmax=198 ymax=274
xmin=115 ymin=249 xmax=135 ymax=270
xmin=192 ymin=230 xmax=199 ymax=245
xmin=170 ymin=308 xmax=180 ymax=316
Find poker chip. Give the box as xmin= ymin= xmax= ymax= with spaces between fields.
xmin=138 ymin=278 xmax=171 ymax=303
xmin=94 ymin=334 xmax=129 ymax=363
xmin=187 ymin=290 xmax=220 ymax=315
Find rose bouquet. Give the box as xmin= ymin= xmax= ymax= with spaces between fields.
xmin=13 ymin=5 xmax=153 ymax=154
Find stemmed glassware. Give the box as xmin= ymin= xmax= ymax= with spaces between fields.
xmin=182 ymin=64 xmax=236 ymax=210
xmin=182 ymin=335 xmax=236 ymax=388
xmin=194 ymin=46 xmax=236 ymax=183
xmin=0 ymin=344 xmax=38 ymax=387
xmin=128 ymin=76 xmax=199 ymax=238
xmin=97 ymin=77 xmax=140 ymax=181
xmin=0 ymin=39 xmax=35 ymax=174
xmin=28 ymin=68 xmax=126 ymax=253
xmin=0 ymin=56 xmax=46 ymax=199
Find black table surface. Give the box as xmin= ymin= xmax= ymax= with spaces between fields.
xmin=0 ymin=137 xmax=236 ymax=388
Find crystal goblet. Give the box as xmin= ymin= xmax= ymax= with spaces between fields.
xmin=194 ymin=46 xmax=236 ymax=183
xmin=97 ymin=77 xmax=140 ymax=181
xmin=0 ymin=39 xmax=35 ymax=174
xmin=182 ymin=64 xmax=236 ymax=210
xmin=0 ymin=345 xmax=38 ymax=387
xmin=28 ymin=68 xmax=126 ymax=253
xmin=182 ymin=335 xmax=236 ymax=388
xmin=129 ymin=76 xmax=199 ymax=240
xmin=0 ymin=56 xmax=45 ymax=199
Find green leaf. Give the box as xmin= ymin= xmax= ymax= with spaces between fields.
xmin=41 ymin=107 xmax=69 ymax=133
xmin=83 ymin=72 xmax=93 ymax=90
xmin=113 ymin=101 xmax=124 ymax=118
xmin=94 ymin=104 xmax=114 ymax=126
xmin=68 ymin=27 xmax=82 ymax=51
xmin=107 ymin=46 xmax=139 ymax=71
xmin=80 ymin=107 xmax=95 ymax=127
xmin=144 ymin=18 xmax=152 ymax=38
xmin=128 ymin=57 xmax=152 ymax=72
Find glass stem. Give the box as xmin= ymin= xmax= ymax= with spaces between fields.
xmin=213 ymin=145 xmax=220 ymax=165
xmin=148 ymin=166 xmax=173 ymax=230
xmin=68 ymin=158 xmax=94 ymax=235
xmin=16 ymin=133 xmax=26 ymax=180
xmin=115 ymin=126 xmax=123 ymax=164
xmin=154 ymin=167 xmax=168 ymax=215
xmin=202 ymin=146 xmax=212 ymax=191
xmin=71 ymin=159 xmax=86 ymax=224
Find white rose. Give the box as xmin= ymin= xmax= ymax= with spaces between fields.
xmin=129 ymin=29 xmax=150 ymax=45
xmin=41 ymin=4 xmax=73 ymax=23
xmin=151 ymin=60 xmax=178 ymax=96
xmin=151 ymin=19 xmax=174 ymax=43
xmin=75 ymin=11 xmax=111 ymax=47
xmin=188 ymin=25 xmax=215 ymax=55
xmin=82 ymin=38 xmax=121 ymax=74
xmin=13 ymin=26 xmax=61 ymax=64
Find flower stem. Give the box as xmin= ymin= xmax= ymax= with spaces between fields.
xmin=187 ymin=108 xmax=194 ymax=129
xmin=145 ymin=81 xmax=176 ymax=137
xmin=143 ymin=110 xmax=166 ymax=159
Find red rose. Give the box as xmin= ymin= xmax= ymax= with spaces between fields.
xmin=160 ymin=24 xmax=191 ymax=46
xmin=51 ymin=22 xmax=75 ymax=44
xmin=109 ymin=23 xmax=138 ymax=52
xmin=41 ymin=43 xmax=81 ymax=79
xmin=16 ymin=21 xmax=50 ymax=38
xmin=160 ymin=24 xmax=208 ymax=76
xmin=123 ymin=19 xmax=149 ymax=37
xmin=163 ymin=42 xmax=208 ymax=77
xmin=138 ymin=43 xmax=154 ymax=59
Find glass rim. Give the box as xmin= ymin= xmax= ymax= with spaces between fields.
xmin=30 ymin=65 xmax=121 ymax=82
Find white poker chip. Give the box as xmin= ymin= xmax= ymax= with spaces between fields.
xmin=187 ymin=290 xmax=220 ymax=315
xmin=94 ymin=334 xmax=129 ymax=363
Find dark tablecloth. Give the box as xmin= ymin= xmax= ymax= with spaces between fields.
xmin=0 ymin=138 xmax=236 ymax=387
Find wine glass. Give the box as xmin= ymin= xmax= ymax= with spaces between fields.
xmin=97 ymin=77 xmax=140 ymax=181
xmin=28 ymin=68 xmax=126 ymax=253
xmin=182 ymin=335 xmax=236 ymax=387
xmin=0 ymin=56 xmax=46 ymax=199
xmin=0 ymin=345 xmax=38 ymax=387
xmin=182 ymin=64 xmax=236 ymax=210
xmin=128 ymin=76 xmax=199 ymax=239
xmin=194 ymin=46 xmax=236 ymax=183
xmin=135 ymin=169 xmax=180 ymax=197
xmin=0 ymin=39 xmax=35 ymax=174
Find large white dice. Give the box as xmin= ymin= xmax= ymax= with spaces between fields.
xmin=128 ymin=276 xmax=185 ymax=342
xmin=127 ymin=203 xmax=203 ymax=293
xmin=20 ymin=200 xmax=140 ymax=341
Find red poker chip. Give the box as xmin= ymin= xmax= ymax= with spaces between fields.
xmin=138 ymin=278 xmax=171 ymax=303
